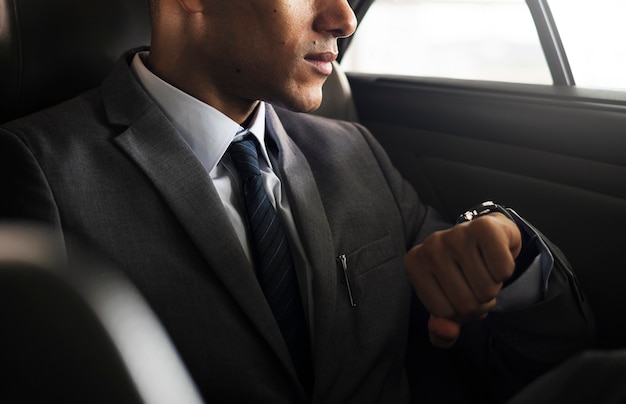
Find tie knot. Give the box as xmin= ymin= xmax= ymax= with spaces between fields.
xmin=228 ymin=136 xmax=261 ymax=178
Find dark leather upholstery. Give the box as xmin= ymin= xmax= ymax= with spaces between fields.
xmin=0 ymin=0 xmax=151 ymax=123
xmin=0 ymin=223 xmax=204 ymax=404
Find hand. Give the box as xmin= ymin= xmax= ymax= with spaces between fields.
xmin=404 ymin=213 xmax=522 ymax=348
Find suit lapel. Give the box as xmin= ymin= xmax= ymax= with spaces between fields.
xmin=266 ymin=106 xmax=339 ymax=368
xmin=101 ymin=54 xmax=299 ymax=381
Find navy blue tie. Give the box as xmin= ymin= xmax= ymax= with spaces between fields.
xmin=228 ymin=135 xmax=312 ymax=388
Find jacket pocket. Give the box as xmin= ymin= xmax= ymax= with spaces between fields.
xmin=335 ymin=233 xmax=409 ymax=308
xmin=341 ymin=232 xmax=401 ymax=280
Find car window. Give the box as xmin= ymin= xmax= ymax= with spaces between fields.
xmin=549 ymin=0 xmax=626 ymax=90
xmin=342 ymin=0 xmax=552 ymax=85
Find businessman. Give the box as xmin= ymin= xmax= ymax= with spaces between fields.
xmin=0 ymin=0 xmax=595 ymax=402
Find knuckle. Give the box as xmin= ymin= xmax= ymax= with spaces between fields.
xmin=424 ymin=229 xmax=445 ymax=249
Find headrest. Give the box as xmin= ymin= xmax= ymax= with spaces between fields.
xmin=0 ymin=0 xmax=151 ymax=123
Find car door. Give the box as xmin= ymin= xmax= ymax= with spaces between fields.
xmin=341 ymin=0 xmax=626 ymax=349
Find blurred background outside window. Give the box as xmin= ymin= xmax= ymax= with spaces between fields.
xmin=342 ymin=0 xmax=626 ymax=90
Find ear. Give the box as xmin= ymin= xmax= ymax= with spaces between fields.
xmin=176 ymin=0 xmax=204 ymax=13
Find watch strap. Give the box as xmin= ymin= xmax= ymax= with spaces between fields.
xmin=456 ymin=201 xmax=515 ymax=224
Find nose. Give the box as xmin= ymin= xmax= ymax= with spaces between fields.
xmin=314 ymin=0 xmax=358 ymax=39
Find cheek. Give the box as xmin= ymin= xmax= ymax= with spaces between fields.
xmin=276 ymin=64 xmax=327 ymax=112
xmin=234 ymin=18 xmax=323 ymax=108
xmin=253 ymin=38 xmax=301 ymax=80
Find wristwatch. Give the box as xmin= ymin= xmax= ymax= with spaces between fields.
xmin=456 ymin=201 xmax=515 ymax=224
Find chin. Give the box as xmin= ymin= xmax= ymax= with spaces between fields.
xmin=273 ymin=89 xmax=323 ymax=113
xmin=267 ymin=82 xmax=324 ymax=112
xmin=269 ymin=100 xmax=319 ymax=113
xmin=296 ymin=101 xmax=322 ymax=113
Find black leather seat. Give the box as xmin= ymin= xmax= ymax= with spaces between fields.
xmin=0 ymin=0 xmax=151 ymax=123
xmin=0 ymin=223 xmax=204 ymax=404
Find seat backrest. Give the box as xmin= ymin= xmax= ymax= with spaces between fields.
xmin=0 ymin=0 xmax=152 ymax=123
xmin=0 ymin=223 xmax=204 ymax=404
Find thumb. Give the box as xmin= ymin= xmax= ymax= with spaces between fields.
xmin=428 ymin=315 xmax=460 ymax=349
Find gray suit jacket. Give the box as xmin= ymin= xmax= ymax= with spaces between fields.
xmin=0 ymin=50 xmax=594 ymax=403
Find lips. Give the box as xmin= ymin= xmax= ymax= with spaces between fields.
xmin=304 ymin=52 xmax=338 ymax=76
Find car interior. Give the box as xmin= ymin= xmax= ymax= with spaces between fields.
xmin=343 ymin=0 xmax=626 ymax=351
xmin=1 ymin=0 xmax=625 ymax=402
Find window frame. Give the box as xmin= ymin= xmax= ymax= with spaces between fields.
xmin=341 ymin=0 xmax=575 ymax=88
xmin=526 ymin=0 xmax=574 ymax=86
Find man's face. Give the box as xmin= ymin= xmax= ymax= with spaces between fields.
xmin=194 ymin=0 xmax=357 ymax=113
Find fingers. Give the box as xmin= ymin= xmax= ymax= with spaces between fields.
xmin=464 ymin=213 xmax=519 ymax=284
xmin=405 ymin=230 xmax=501 ymax=320
xmin=436 ymin=236 xmax=501 ymax=315
xmin=405 ymin=213 xmax=522 ymax=347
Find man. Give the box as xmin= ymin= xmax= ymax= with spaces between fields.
xmin=0 ymin=0 xmax=594 ymax=403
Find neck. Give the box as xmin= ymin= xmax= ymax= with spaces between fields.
xmin=146 ymin=54 xmax=259 ymax=125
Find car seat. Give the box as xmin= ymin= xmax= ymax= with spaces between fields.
xmin=0 ymin=223 xmax=204 ymax=404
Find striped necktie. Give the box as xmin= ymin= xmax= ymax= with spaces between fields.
xmin=228 ymin=135 xmax=312 ymax=389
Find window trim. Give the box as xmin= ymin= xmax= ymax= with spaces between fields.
xmin=526 ymin=0 xmax=574 ymax=86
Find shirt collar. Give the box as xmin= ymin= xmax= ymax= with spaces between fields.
xmin=130 ymin=51 xmax=270 ymax=173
